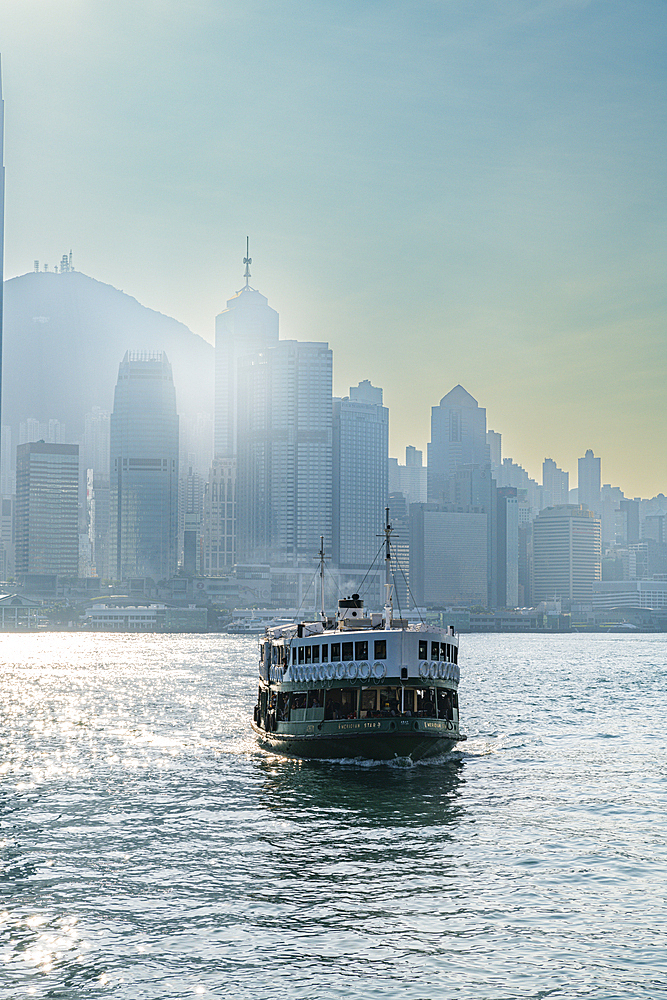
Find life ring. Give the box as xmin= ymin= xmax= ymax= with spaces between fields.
xmin=357 ymin=661 xmax=370 ymax=681
xmin=438 ymin=661 xmax=446 ymax=680
xmin=325 ymin=662 xmax=335 ymax=681
xmin=419 ymin=661 xmax=429 ymax=680
xmin=372 ymin=661 xmax=386 ymax=682
xmin=428 ymin=662 xmax=437 ymax=680
xmin=346 ymin=661 xmax=359 ymax=681
xmin=317 ymin=664 xmax=326 ymax=682
xmin=335 ymin=662 xmax=345 ymax=681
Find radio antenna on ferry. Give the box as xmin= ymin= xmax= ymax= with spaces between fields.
xmin=318 ymin=535 xmax=326 ymax=624
xmin=383 ymin=507 xmax=393 ymax=628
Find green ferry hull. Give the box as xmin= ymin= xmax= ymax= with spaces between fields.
xmin=252 ymin=718 xmax=465 ymax=761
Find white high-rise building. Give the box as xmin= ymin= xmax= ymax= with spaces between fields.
xmin=532 ymin=505 xmax=601 ymax=604
xmin=333 ymin=380 xmax=388 ymax=587
xmin=236 ymin=340 xmax=333 ymax=568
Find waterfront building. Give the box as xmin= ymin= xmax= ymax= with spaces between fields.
xmin=496 ymin=486 xmax=519 ymax=608
xmin=109 ymin=351 xmax=179 ymax=582
xmin=427 ymin=385 xmax=490 ymax=503
xmin=15 ymin=442 xmax=79 ymax=577
xmin=531 ymin=504 xmax=601 ymax=604
xmin=410 ymin=504 xmax=488 ymax=607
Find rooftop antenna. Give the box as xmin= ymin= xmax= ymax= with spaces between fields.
xmin=243 ymin=237 xmax=251 ymax=289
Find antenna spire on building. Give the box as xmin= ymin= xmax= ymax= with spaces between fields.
xmin=243 ymin=237 xmax=252 ymax=289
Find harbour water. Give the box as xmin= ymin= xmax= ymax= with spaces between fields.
xmin=1 ymin=631 xmax=665 ymax=999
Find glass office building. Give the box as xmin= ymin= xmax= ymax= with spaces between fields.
xmin=15 ymin=442 xmax=79 ymax=577
xmin=110 ymin=351 xmax=179 ymax=582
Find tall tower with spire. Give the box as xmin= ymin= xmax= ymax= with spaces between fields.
xmin=214 ymin=241 xmax=279 ymax=458
xmin=204 ymin=244 xmax=279 ymax=575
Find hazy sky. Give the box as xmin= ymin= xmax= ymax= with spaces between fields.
xmin=2 ymin=0 xmax=666 ymax=497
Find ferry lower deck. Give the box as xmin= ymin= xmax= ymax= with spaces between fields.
xmin=253 ymin=679 xmax=465 ymax=760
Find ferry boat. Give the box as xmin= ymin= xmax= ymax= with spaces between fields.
xmin=251 ymin=515 xmax=466 ymax=761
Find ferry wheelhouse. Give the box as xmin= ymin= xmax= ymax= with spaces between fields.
xmin=251 ymin=516 xmax=466 ymax=761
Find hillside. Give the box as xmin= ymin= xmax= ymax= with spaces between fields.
xmin=2 ymin=271 xmax=214 ymax=437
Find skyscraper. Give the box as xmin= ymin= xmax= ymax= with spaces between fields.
xmin=0 ymin=59 xmax=5 ymax=476
xmin=109 ymin=351 xmax=179 ymax=582
xmin=578 ymin=449 xmax=601 ymax=514
xmin=333 ymin=379 xmax=388 ymax=576
xmin=531 ymin=505 xmax=601 ymax=604
xmin=208 ymin=250 xmax=279 ymax=574
xmin=15 ymin=442 xmax=79 ymax=578
xmin=236 ymin=339 xmax=333 ymax=567
xmin=542 ymin=458 xmax=569 ymax=508
xmin=214 ymin=254 xmax=279 ymax=458
xmin=427 ymin=385 xmax=490 ymax=503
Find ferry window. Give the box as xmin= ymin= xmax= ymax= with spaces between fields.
xmin=437 ymin=688 xmax=453 ymax=719
xmin=298 ymin=646 xmax=305 ymax=664
xmin=419 ymin=640 xmax=428 ymax=660
xmin=312 ymin=644 xmax=320 ymax=663
xmin=307 ymin=689 xmax=323 ymax=709
xmin=374 ymin=639 xmax=386 ymax=659
xmin=305 ymin=646 xmax=312 ymax=664
xmin=453 ymin=646 xmax=458 ymax=664
xmin=325 ymin=688 xmax=358 ymax=720
xmin=355 ymin=640 xmax=368 ymax=660
xmin=444 ymin=643 xmax=450 ymax=661
xmin=360 ymin=689 xmax=377 ymax=716
xmin=277 ymin=692 xmax=290 ymax=721
xmin=292 ymin=648 xmax=297 ymax=665
xmin=342 ymin=642 xmax=353 ymax=661
xmin=321 ymin=644 xmax=328 ymax=662
xmin=415 ymin=688 xmax=436 ymax=717
xmin=331 ymin=642 xmax=340 ymax=661
xmin=379 ymin=687 xmax=401 ymax=717
xmin=431 ymin=641 xmax=439 ymax=660
xmin=291 ymin=692 xmax=307 ymax=711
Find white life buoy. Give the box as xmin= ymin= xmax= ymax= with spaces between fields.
xmin=419 ymin=661 xmax=429 ymax=680
xmin=372 ymin=661 xmax=386 ymax=682
xmin=429 ymin=661 xmax=437 ymax=680
xmin=317 ymin=664 xmax=326 ymax=682
xmin=438 ymin=661 xmax=446 ymax=680
xmin=335 ymin=662 xmax=345 ymax=681
xmin=357 ymin=661 xmax=370 ymax=681
xmin=347 ymin=661 xmax=359 ymax=681
xmin=325 ymin=662 xmax=335 ymax=681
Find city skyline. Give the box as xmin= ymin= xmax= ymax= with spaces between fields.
xmin=1 ymin=2 xmax=666 ymax=498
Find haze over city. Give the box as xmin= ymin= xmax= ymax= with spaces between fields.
xmin=2 ymin=0 xmax=666 ymax=497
